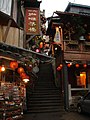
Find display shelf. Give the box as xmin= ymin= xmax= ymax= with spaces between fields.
xmin=0 ymin=82 xmax=23 ymax=120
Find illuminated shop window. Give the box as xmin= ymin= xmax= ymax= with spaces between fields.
xmin=77 ymin=72 xmax=86 ymax=88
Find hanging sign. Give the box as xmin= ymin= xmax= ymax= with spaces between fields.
xmin=25 ymin=8 xmax=40 ymax=35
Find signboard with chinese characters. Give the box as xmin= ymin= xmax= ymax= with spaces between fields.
xmin=25 ymin=8 xmax=40 ymax=35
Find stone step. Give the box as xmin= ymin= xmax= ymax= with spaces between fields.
xmin=27 ymin=102 xmax=64 ymax=107
xmin=27 ymin=106 xmax=65 ymax=113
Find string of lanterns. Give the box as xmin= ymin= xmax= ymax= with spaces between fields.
xmin=0 ymin=59 xmax=39 ymax=83
xmin=9 ymin=60 xmax=30 ymax=83
xmin=57 ymin=63 xmax=88 ymax=71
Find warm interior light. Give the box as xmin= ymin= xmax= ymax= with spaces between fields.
xmin=1 ymin=65 xmax=5 ymax=72
xmin=23 ymin=78 xmax=29 ymax=83
xmin=80 ymin=72 xmax=86 ymax=87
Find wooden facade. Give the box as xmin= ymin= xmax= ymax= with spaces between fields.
xmin=47 ymin=3 xmax=90 ymax=108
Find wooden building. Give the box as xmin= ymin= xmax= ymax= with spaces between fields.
xmin=47 ymin=3 xmax=90 ymax=108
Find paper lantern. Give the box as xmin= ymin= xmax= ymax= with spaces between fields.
xmin=57 ymin=66 xmax=61 ymax=71
xmin=83 ymin=64 xmax=87 ymax=68
xmin=10 ymin=61 xmax=18 ymax=70
xmin=75 ymin=63 xmax=79 ymax=68
xmin=59 ymin=64 xmax=63 ymax=68
xmin=17 ymin=67 xmax=24 ymax=74
xmin=20 ymin=72 xmax=27 ymax=79
xmin=0 ymin=66 xmax=2 ymax=72
xmin=39 ymin=42 xmax=43 ymax=48
xmin=67 ymin=63 xmax=71 ymax=67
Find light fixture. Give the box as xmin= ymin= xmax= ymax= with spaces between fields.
xmin=83 ymin=64 xmax=87 ymax=68
xmin=23 ymin=78 xmax=29 ymax=83
xmin=79 ymin=36 xmax=85 ymax=41
xmin=36 ymin=49 xmax=40 ymax=53
xmin=1 ymin=65 xmax=5 ymax=72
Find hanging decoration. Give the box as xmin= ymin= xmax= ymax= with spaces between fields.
xmin=10 ymin=61 xmax=18 ymax=70
xmin=17 ymin=67 xmax=25 ymax=74
xmin=39 ymin=42 xmax=43 ymax=48
xmin=57 ymin=66 xmax=61 ymax=71
xmin=75 ymin=63 xmax=79 ymax=68
xmin=20 ymin=72 xmax=27 ymax=79
xmin=67 ymin=63 xmax=71 ymax=67
xmin=57 ymin=64 xmax=63 ymax=71
xmin=0 ymin=66 xmax=2 ymax=72
xmin=59 ymin=64 xmax=63 ymax=68
xmin=83 ymin=64 xmax=87 ymax=68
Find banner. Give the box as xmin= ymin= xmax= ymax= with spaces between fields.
xmin=54 ymin=27 xmax=61 ymax=44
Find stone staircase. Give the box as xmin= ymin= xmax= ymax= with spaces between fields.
xmin=26 ymin=63 xmax=65 ymax=113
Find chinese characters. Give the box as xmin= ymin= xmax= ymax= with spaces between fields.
xmin=25 ymin=8 xmax=40 ymax=34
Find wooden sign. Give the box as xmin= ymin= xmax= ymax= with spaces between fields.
xmin=25 ymin=8 xmax=40 ymax=35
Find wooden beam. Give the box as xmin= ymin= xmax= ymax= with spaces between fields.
xmin=26 ymin=35 xmax=36 ymax=44
xmin=3 ymin=19 xmax=12 ymax=43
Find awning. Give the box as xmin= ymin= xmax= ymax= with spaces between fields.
xmin=0 ymin=42 xmax=54 ymax=63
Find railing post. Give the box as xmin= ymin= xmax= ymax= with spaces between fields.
xmin=63 ymin=62 xmax=69 ymax=111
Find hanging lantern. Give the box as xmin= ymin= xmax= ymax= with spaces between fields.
xmin=10 ymin=61 xmax=18 ymax=70
xmin=17 ymin=67 xmax=24 ymax=74
xmin=75 ymin=63 xmax=79 ymax=68
xmin=67 ymin=63 xmax=71 ymax=67
xmin=24 ymin=75 xmax=29 ymax=79
xmin=83 ymin=64 xmax=87 ymax=68
xmin=39 ymin=42 xmax=43 ymax=48
xmin=57 ymin=66 xmax=61 ymax=71
xmin=59 ymin=64 xmax=63 ymax=68
xmin=0 ymin=66 xmax=2 ymax=72
xmin=20 ymin=72 xmax=27 ymax=79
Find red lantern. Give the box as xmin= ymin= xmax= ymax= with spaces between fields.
xmin=0 ymin=66 xmax=2 ymax=72
xmin=17 ymin=67 xmax=24 ymax=74
xmin=57 ymin=66 xmax=61 ymax=71
xmin=10 ymin=61 xmax=18 ymax=70
xmin=20 ymin=72 xmax=27 ymax=79
xmin=59 ymin=64 xmax=63 ymax=68
xmin=75 ymin=63 xmax=79 ymax=68
xmin=67 ymin=63 xmax=71 ymax=67
xmin=39 ymin=42 xmax=43 ymax=48
xmin=83 ymin=64 xmax=87 ymax=68
xmin=24 ymin=75 xmax=29 ymax=79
